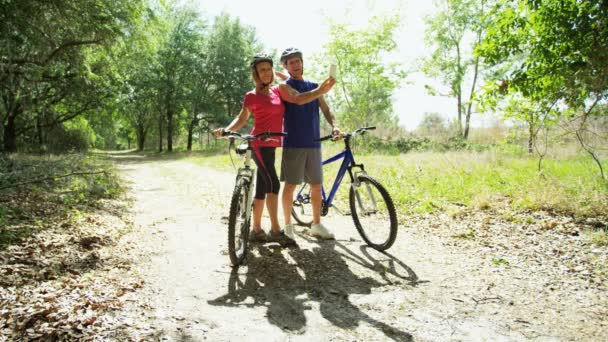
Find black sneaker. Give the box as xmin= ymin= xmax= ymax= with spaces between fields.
xmin=268 ymin=230 xmax=297 ymax=247
xmin=248 ymin=229 xmax=267 ymax=242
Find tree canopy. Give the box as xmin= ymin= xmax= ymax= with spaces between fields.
xmin=320 ymin=14 xmax=406 ymax=132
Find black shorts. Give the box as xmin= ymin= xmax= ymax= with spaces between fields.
xmin=252 ymin=147 xmax=280 ymax=200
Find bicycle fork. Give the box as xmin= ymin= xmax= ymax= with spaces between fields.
xmin=242 ymin=150 xmax=256 ymax=226
xmin=352 ymin=171 xmax=378 ymax=216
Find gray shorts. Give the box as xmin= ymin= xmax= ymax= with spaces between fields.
xmin=281 ymin=148 xmax=323 ymax=185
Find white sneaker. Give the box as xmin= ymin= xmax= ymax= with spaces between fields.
xmin=310 ymin=223 xmax=335 ymax=240
xmin=284 ymin=223 xmax=296 ymax=240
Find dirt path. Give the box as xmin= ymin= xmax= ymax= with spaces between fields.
xmin=114 ymin=155 xmax=607 ymax=341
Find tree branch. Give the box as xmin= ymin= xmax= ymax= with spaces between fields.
xmin=0 ymin=39 xmax=105 ymax=68
xmin=0 ymin=170 xmax=108 ymax=190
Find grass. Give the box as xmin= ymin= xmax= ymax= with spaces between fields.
xmin=179 ymin=142 xmax=607 ymax=220
xmin=359 ymin=150 xmax=607 ymax=218
xmin=588 ymin=230 xmax=608 ymax=247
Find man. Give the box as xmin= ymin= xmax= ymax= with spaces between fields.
xmin=214 ymin=54 xmax=335 ymax=246
xmin=280 ymin=47 xmax=341 ymax=240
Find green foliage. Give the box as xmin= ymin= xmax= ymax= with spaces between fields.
xmin=423 ymin=0 xmax=490 ymax=138
xmin=0 ymin=205 xmax=6 ymax=227
xmin=114 ymin=7 xmax=262 ymax=152
xmin=491 ymin=257 xmax=509 ymax=265
xmin=319 ymin=14 xmax=406 ymax=132
xmin=347 ymin=134 xmax=487 ymax=155
xmin=44 ymin=117 xmax=96 ymax=153
xmin=476 ymin=0 xmax=608 ymax=162
xmin=0 ymin=0 xmax=144 ymax=152
xmin=588 ymin=229 xmax=608 ymax=247
xmin=479 ymin=0 xmax=608 ymax=110
xmin=205 ymin=14 xmax=261 ymax=122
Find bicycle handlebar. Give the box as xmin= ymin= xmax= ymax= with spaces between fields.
xmin=221 ymin=130 xmax=287 ymax=141
xmin=315 ymin=126 xmax=376 ymax=142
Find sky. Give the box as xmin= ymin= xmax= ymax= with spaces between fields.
xmin=195 ymin=0 xmax=484 ymax=131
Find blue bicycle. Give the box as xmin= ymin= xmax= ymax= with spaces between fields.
xmin=291 ymin=126 xmax=398 ymax=251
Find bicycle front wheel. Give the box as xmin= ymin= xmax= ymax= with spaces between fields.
xmin=291 ymin=182 xmax=313 ymax=227
xmin=349 ymin=175 xmax=398 ymax=251
xmin=228 ymin=179 xmax=251 ymax=266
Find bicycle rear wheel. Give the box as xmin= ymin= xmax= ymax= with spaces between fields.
xmin=291 ymin=182 xmax=313 ymax=227
xmin=349 ymin=174 xmax=398 ymax=251
xmin=228 ymin=179 xmax=251 ymax=266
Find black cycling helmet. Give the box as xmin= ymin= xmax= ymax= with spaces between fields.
xmin=280 ymin=47 xmax=303 ymax=63
xmin=250 ymin=54 xmax=273 ymax=69
xmin=250 ymin=54 xmax=274 ymax=87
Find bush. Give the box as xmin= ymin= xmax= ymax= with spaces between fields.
xmin=352 ymin=135 xmax=493 ymax=155
xmin=46 ymin=118 xmax=96 ymax=153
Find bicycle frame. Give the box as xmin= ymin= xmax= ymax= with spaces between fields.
xmin=291 ymin=126 xmax=397 ymax=250
xmin=222 ymin=130 xmax=286 ymax=265
xmin=318 ymin=143 xmax=366 ymax=209
xmin=236 ymin=148 xmax=255 ymax=223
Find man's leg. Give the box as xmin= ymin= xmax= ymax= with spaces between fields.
xmin=310 ymin=183 xmax=322 ymax=225
xmin=306 ymin=149 xmax=334 ymax=239
xmin=282 ymin=183 xmax=297 ymax=226
xmin=280 ymin=147 xmax=305 ymax=236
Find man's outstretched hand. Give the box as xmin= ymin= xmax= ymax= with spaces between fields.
xmin=319 ymin=77 xmax=336 ymax=94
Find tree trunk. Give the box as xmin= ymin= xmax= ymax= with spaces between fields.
xmin=158 ymin=112 xmax=163 ymax=152
xmin=528 ymin=113 xmax=534 ymax=154
xmin=167 ymin=108 xmax=173 ymax=152
xmin=464 ymin=56 xmax=480 ymax=140
xmin=464 ymin=112 xmax=471 ymax=140
xmin=187 ymin=120 xmax=196 ymax=152
xmin=36 ymin=115 xmax=43 ymax=146
xmin=456 ymin=43 xmax=463 ymax=138
xmin=457 ymin=87 xmax=463 ymax=137
xmin=137 ymin=129 xmax=145 ymax=151
xmin=3 ymin=113 xmax=18 ymax=153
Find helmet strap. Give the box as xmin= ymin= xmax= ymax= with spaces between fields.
xmin=255 ymin=69 xmax=272 ymax=90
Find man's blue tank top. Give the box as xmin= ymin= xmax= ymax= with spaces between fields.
xmin=283 ymin=78 xmax=321 ymax=148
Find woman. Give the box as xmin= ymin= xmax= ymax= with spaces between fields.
xmin=214 ymin=54 xmax=335 ymax=245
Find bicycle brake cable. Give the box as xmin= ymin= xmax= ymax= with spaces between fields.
xmin=228 ymin=138 xmax=237 ymax=171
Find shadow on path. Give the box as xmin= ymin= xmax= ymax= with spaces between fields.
xmin=209 ymin=240 xmax=419 ymax=341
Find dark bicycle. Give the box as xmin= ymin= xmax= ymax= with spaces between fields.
xmin=291 ymin=126 xmax=398 ymax=251
xmin=221 ymin=130 xmax=287 ymax=266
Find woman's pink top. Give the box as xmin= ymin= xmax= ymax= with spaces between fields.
xmin=243 ymin=86 xmax=284 ymax=147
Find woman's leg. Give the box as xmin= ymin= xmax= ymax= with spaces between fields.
xmin=265 ymin=193 xmax=280 ymax=234
xmin=252 ymin=150 xmax=268 ymax=233
xmin=252 ymin=198 xmax=265 ymax=233
xmin=253 ymin=147 xmax=281 ymax=233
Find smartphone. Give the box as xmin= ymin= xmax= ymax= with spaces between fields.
xmin=329 ymin=64 xmax=337 ymax=78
